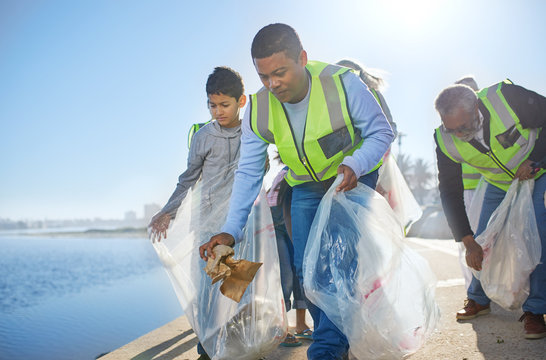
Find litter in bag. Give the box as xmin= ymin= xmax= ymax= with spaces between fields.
xmin=204 ymin=244 xmax=263 ymax=303
xmin=152 ymin=166 xmax=286 ymax=360
xmin=472 ymin=179 xmax=541 ymax=310
xmin=303 ymin=176 xmax=440 ymax=360
xmin=377 ymin=153 xmax=423 ymax=232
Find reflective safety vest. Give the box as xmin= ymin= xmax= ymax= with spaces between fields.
xmin=436 ymin=80 xmax=544 ymax=191
xmin=187 ymin=120 xmax=211 ymax=149
xmin=250 ymin=60 xmax=380 ymax=186
xmin=461 ymin=163 xmax=481 ymax=190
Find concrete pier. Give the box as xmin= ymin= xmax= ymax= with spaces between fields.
xmin=102 ymin=239 xmax=546 ymax=360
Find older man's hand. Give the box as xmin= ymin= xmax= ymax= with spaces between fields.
xmin=462 ymin=234 xmax=483 ymax=271
xmin=514 ymin=159 xmax=535 ymax=181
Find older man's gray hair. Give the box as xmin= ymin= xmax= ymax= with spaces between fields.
xmin=435 ymin=84 xmax=478 ymax=117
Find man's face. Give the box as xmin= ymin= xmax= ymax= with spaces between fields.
xmin=442 ymin=106 xmax=480 ymax=142
xmin=253 ymin=50 xmax=308 ymax=104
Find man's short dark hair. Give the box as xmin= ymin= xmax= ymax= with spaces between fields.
xmin=251 ymin=23 xmax=303 ymax=61
xmin=206 ymin=66 xmax=244 ymax=99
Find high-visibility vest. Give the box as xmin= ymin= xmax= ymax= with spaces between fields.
xmin=461 ymin=163 xmax=481 ymax=190
xmin=187 ymin=120 xmax=211 ymax=149
xmin=436 ymin=80 xmax=544 ymax=191
xmin=250 ymin=60 xmax=381 ymax=186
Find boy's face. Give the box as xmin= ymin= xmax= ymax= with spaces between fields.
xmin=253 ymin=50 xmax=308 ymax=104
xmin=207 ymin=93 xmax=246 ymax=128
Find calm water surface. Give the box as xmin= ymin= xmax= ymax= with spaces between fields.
xmin=0 ymin=235 xmax=183 ymax=360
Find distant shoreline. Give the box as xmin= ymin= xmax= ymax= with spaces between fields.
xmin=4 ymin=227 xmax=149 ymax=238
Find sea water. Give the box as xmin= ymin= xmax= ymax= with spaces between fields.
xmin=0 ymin=234 xmax=183 ymax=360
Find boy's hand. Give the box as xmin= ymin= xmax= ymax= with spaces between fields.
xmin=199 ymin=233 xmax=235 ymax=261
xmin=336 ymin=165 xmax=358 ymax=192
xmin=149 ymin=212 xmax=171 ymax=243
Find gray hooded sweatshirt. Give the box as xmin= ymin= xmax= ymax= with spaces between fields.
xmin=162 ymin=120 xmax=241 ymax=217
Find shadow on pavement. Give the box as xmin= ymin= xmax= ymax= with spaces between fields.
xmin=132 ymin=329 xmax=199 ymax=360
xmin=468 ymin=303 xmax=545 ymax=360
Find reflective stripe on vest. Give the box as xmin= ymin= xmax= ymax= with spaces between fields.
xmin=436 ymin=80 xmax=544 ymax=191
xmin=250 ymin=60 xmax=379 ymax=186
xmin=461 ymin=163 xmax=481 ymax=190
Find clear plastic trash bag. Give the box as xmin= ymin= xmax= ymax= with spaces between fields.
xmin=377 ymin=153 xmax=423 ymax=232
xmin=471 ymin=179 xmax=541 ymax=310
xmin=459 ymin=178 xmax=487 ymax=290
xmin=466 ymin=177 xmax=487 ymax=233
xmin=303 ymin=176 xmax=440 ymax=360
xmin=152 ymin=167 xmax=286 ymax=360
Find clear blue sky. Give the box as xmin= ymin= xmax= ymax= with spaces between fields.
xmin=1 ymin=0 xmax=545 ymax=220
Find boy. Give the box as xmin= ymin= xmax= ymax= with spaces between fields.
xmin=149 ymin=66 xmax=245 ymax=360
xmin=149 ymin=66 xmax=246 ymax=241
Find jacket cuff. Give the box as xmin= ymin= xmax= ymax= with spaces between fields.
xmin=220 ymin=223 xmax=242 ymax=243
xmin=341 ymin=156 xmax=363 ymax=178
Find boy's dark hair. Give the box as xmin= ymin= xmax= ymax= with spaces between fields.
xmin=206 ymin=66 xmax=244 ymax=99
xmin=251 ymin=23 xmax=303 ymax=62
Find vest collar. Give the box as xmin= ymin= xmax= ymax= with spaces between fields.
xmin=469 ymin=100 xmax=491 ymax=153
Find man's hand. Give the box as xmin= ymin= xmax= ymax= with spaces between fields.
xmin=462 ymin=234 xmax=484 ymax=271
xmin=199 ymin=232 xmax=235 ymax=261
xmin=336 ymin=164 xmax=358 ymax=192
xmin=149 ymin=212 xmax=171 ymax=243
xmin=514 ymin=159 xmax=535 ymax=181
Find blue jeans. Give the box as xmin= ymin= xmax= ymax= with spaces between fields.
xmin=271 ymin=205 xmax=307 ymax=311
xmin=291 ymin=171 xmax=378 ymax=360
xmin=468 ymin=174 xmax=546 ymax=314
xmin=197 ymin=342 xmax=206 ymax=355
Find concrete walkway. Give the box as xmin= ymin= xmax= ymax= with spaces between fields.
xmin=102 ymin=239 xmax=546 ymax=360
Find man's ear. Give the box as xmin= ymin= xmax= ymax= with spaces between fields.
xmin=299 ymin=50 xmax=308 ymax=67
xmin=238 ymin=94 xmax=247 ymax=108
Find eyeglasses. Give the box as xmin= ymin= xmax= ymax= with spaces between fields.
xmin=442 ymin=115 xmax=479 ymax=135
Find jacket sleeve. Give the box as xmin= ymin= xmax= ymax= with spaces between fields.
xmin=435 ymin=133 xmax=473 ymax=242
xmin=503 ymin=83 xmax=546 ymax=162
xmin=221 ymin=107 xmax=268 ymax=241
xmin=161 ymin=132 xmax=206 ymax=217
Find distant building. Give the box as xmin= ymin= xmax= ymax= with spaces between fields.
xmin=124 ymin=210 xmax=137 ymax=222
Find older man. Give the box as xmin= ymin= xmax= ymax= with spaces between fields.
xmin=434 ymin=80 xmax=546 ymax=339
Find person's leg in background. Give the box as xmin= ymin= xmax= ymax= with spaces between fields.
xmin=271 ymin=204 xmax=295 ymax=312
xmin=293 ymin=279 xmax=312 ymax=339
xmin=280 ymin=185 xmax=312 ymax=339
xmin=271 ymin=204 xmax=302 ymax=346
